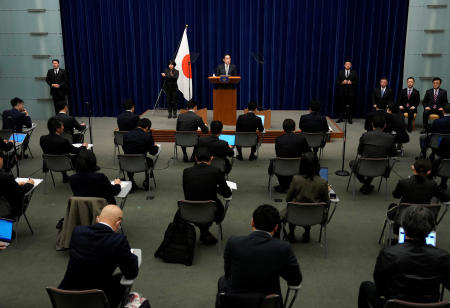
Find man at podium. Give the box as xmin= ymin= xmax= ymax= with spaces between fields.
xmin=215 ymin=54 xmax=237 ymax=76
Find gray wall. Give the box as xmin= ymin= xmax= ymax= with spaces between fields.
xmin=0 ymin=0 xmax=64 ymax=120
xmin=403 ymin=0 xmax=450 ymax=124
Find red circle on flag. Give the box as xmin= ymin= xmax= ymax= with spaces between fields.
xmin=182 ymin=54 xmax=192 ymax=78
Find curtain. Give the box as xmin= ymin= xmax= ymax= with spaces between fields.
xmin=59 ymin=0 xmax=409 ymax=117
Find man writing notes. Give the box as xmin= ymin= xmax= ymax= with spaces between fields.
xmin=335 ymin=61 xmax=358 ymax=124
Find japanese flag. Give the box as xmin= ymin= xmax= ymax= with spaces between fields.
xmin=174 ymin=28 xmax=192 ymax=101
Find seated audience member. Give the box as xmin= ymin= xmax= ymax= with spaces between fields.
xmin=217 ymin=204 xmax=302 ymax=301
xmin=433 ymin=134 xmax=450 ymax=189
xmin=70 ymin=150 xmax=121 ymax=205
xmin=176 ymin=100 xmax=209 ymax=162
xmin=299 ymin=100 xmax=329 ymax=133
xmin=398 ymin=77 xmax=420 ymax=132
xmin=0 ymin=154 xmax=34 ymax=219
xmin=269 ymin=118 xmax=310 ymax=193
xmin=198 ymin=120 xmax=234 ymax=174
xmin=183 ymin=147 xmax=231 ymax=245
xmin=55 ymin=101 xmax=86 ymax=143
xmin=40 ymin=117 xmax=88 ymax=183
xmin=419 ymin=104 xmax=450 ymax=159
xmin=421 ymin=77 xmax=448 ymax=134
xmin=122 ymin=118 xmax=159 ymax=191
xmin=59 ymin=205 xmax=138 ymax=308
xmin=358 ymin=205 xmax=450 ymax=308
xmin=364 ymin=101 xmax=393 ymax=133
xmin=0 ymin=139 xmax=13 ymax=154
xmin=236 ymin=101 xmax=265 ymax=161
xmin=285 ymin=152 xmax=329 ymax=243
xmin=117 ymin=99 xmax=139 ymax=131
xmin=0 ymin=139 xmax=15 ymax=171
xmin=387 ymin=104 xmax=409 ymax=146
xmin=2 ymin=97 xmax=32 ymax=133
xmin=351 ymin=115 xmax=396 ymax=194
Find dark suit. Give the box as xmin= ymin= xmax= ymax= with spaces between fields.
xmin=391 ymin=112 xmax=409 ymax=144
xmin=335 ymin=69 xmax=358 ymax=119
xmin=163 ymin=68 xmax=179 ymax=116
xmin=117 ymin=111 xmax=139 ymax=132
xmin=59 ymin=223 xmax=138 ymax=308
xmin=364 ymin=110 xmax=394 ymax=133
xmin=2 ymin=108 xmax=32 ymax=133
xmin=0 ymin=140 xmax=15 ymax=171
xmin=46 ymin=68 xmax=69 ymax=113
xmin=420 ymin=116 xmax=450 ymax=159
xmin=236 ymin=112 xmax=264 ymax=158
xmin=215 ymin=63 xmax=237 ymax=76
xmin=299 ymin=112 xmax=329 ymax=133
xmin=372 ymin=87 xmax=394 ymax=108
xmin=70 ymin=172 xmax=121 ymax=205
xmin=0 ymin=169 xmax=33 ymax=219
xmin=40 ymin=133 xmax=83 ymax=156
xmin=176 ymin=111 xmax=208 ymax=157
xmin=398 ymin=88 xmax=420 ymax=131
xmin=56 ymin=112 xmax=85 ymax=143
xmin=198 ymin=135 xmax=234 ymax=174
xmin=422 ymin=88 xmax=449 ymax=129
xmin=219 ymin=231 xmax=302 ymax=296
xmin=393 ymin=176 xmax=449 ymax=204
xmin=433 ymin=135 xmax=450 ymax=187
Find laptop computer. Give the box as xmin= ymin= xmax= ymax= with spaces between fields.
xmin=9 ymin=133 xmax=27 ymax=143
xmin=219 ymin=134 xmax=236 ymax=146
xmin=399 ymin=227 xmax=436 ymax=246
xmin=0 ymin=218 xmax=14 ymax=246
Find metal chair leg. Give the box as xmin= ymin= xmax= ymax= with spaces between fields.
xmin=324 ymin=225 xmax=328 ymax=258
xmin=378 ymin=220 xmax=387 ymax=244
xmin=23 ymin=213 xmax=34 ymax=235
xmin=217 ymin=223 xmax=223 ymax=256
xmin=268 ymin=175 xmax=272 ymax=200
xmin=319 ymin=225 xmax=323 ymax=242
xmin=50 ymin=171 xmax=55 ymax=187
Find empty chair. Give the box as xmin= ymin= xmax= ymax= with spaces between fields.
xmin=113 ymin=130 xmax=127 ymax=163
xmin=235 ymin=132 xmax=260 ymax=155
xmin=46 ymin=287 xmax=110 ymax=308
xmin=302 ymin=132 xmax=329 ymax=159
xmin=173 ymin=131 xmax=198 ymax=159
xmin=267 ymin=157 xmax=301 ymax=199
xmin=430 ymin=134 xmax=450 ymax=151
xmin=42 ymin=154 xmax=74 ymax=191
xmin=384 ymin=299 xmax=450 ymax=308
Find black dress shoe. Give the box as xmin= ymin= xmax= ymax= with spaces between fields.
xmin=130 ymin=181 xmax=139 ymax=193
xmin=168 ymin=114 xmax=172 ymax=119
xmin=62 ymin=175 xmax=70 ymax=183
xmin=183 ymin=154 xmax=189 ymax=162
xmin=420 ymin=129 xmax=427 ymax=134
xmin=288 ymin=232 xmax=296 ymax=243
xmin=236 ymin=154 xmax=243 ymax=161
xmin=200 ymin=231 xmax=218 ymax=246
xmin=249 ymin=154 xmax=257 ymax=161
xmin=302 ymin=231 xmax=311 ymax=243
xmin=274 ymin=185 xmax=287 ymax=193
xmin=348 ymin=119 xmax=353 ymax=124
xmin=142 ymin=180 xmax=149 ymax=191
xmin=173 ymin=114 xmax=177 ymax=118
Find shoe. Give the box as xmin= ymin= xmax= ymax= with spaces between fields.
xmin=302 ymin=231 xmax=311 ymax=243
xmin=168 ymin=114 xmax=172 ymax=119
xmin=348 ymin=119 xmax=353 ymax=124
xmin=142 ymin=180 xmax=149 ymax=191
xmin=236 ymin=154 xmax=243 ymax=161
xmin=420 ymin=129 xmax=427 ymax=134
xmin=288 ymin=232 xmax=296 ymax=243
xmin=407 ymin=127 xmax=412 ymax=133
xmin=249 ymin=154 xmax=257 ymax=161
xmin=130 ymin=181 xmax=139 ymax=193
xmin=274 ymin=185 xmax=287 ymax=193
xmin=183 ymin=154 xmax=189 ymax=162
xmin=62 ymin=175 xmax=69 ymax=183
xmin=362 ymin=184 xmax=375 ymax=195
xmin=19 ymin=154 xmax=29 ymax=160
xmin=200 ymin=231 xmax=218 ymax=246
xmin=173 ymin=113 xmax=177 ymax=119
xmin=189 ymin=155 xmax=195 ymax=162
xmin=336 ymin=119 xmax=343 ymax=123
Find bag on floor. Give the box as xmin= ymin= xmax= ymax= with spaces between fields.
xmin=154 ymin=212 xmax=196 ymax=266
xmin=125 ymin=292 xmax=151 ymax=308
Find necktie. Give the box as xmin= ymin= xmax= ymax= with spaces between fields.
xmin=434 ymin=90 xmax=438 ymax=102
xmin=54 ymin=69 xmax=57 ymax=75
xmin=408 ymin=89 xmax=411 ymax=99
xmin=345 ymin=70 xmax=349 ymax=78
xmin=225 ymin=65 xmax=229 ymax=76
xmin=381 ymin=88 xmax=385 ymax=96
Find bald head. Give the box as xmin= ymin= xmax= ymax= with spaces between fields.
xmin=97 ymin=205 xmax=123 ymax=232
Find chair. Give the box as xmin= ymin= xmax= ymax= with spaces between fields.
xmin=384 ymin=299 xmax=450 ymax=308
xmin=404 ymin=112 xmax=416 ymax=131
xmin=0 ymin=129 xmax=12 ymax=140
xmin=178 ymin=199 xmax=231 ymax=255
xmin=302 ymin=132 xmax=329 ymax=160
xmin=436 ymin=159 xmax=450 ymax=181
xmin=429 ymin=134 xmax=450 ymax=151
xmin=219 ymin=285 xmax=300 ymax=308
xmin=113 ymin=131 xmax=127 ymax=163
xmin=174 ymin=131 xmax=198 ymax=160
xmin=46 ymin=287 xmax=110 ymax=308
xmin=235 ymin=132 xmax=260 ymax=156
xmin=211 ymin=157 xmax=231 ymax=179
xmin=284 ymin=202 xmax=330 ymax=257
xmin=346 ymin=157 xmax=392 ymax=200
xmin=42 ymin=154 xmax=74 ymax=192
xmin=267 ymin=157 xmax=302 ymax=199
xmin=13 ymin=183 xmax=37 ymax=240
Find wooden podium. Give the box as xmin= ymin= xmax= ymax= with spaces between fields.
xmin=208 ymin=76 xmax=241 ymax=125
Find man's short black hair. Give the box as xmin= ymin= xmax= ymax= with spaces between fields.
xmin=10 ymin=97 xmax=24 ymax=107
xmin=123 ymin=99 xmax=135 ymax=110
xmin=210 ymin=120 xmax=223 ymax=135
xmin=344 ymin=60 xmax=352 ymax=64
xmin=407 ymin=76 xmax=415 ymax=82
xmin=253 ymin=205 xmax=280 ymax=232
xmin=401 ymin=205 xmax=435 ymax=240
xmin=223 ymin=53 xmax=231 ymax=59
xmin=372 ymin=114 xmax=386 ymax=129
xmin=47 ymin=117 xmax=63 ymax=133
xmin=387 ymin=103 xmax=399 ymax=113
xmin=376 ymin=101 xmax=386 ymax=110
xmin=282 ymin=119 xmax=295 ymax=133
xmin=444 ymin=104 xmax=450 ymax=114
xmin=52 ymin=59 xmax=60 ymax=63
xmin=195 ymin=146 xmax=211 ymax=162
xmin=433 ymin=77 xmax=442 ymax=84
xmin=137 ymin=118 xmax=152 ymax=129
xmin=55 ymin=100 xmax=67 ymax=112
xmin=187 ymin=100 xmax=197 ymax=109
xmin=310 ymin=100 xmax=321 ymax=112
xmin=247 ymin=101 xmax=257 ymax=111
xmin=413 ymin=158 xmax=432 ymax=175
xmin=380 ymin=76 xmax=388 ymax=82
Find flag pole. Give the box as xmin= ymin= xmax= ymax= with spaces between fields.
xmin=172 ymin=25 xmax=188 ymax=59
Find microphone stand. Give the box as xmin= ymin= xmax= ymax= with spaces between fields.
xmin=84 ymin=101 xmax=93 ymax=145
xmin=152 ymin=79 xmax=166 ymax=115
xmin=335 ymin=104 xmax=350 ymax=176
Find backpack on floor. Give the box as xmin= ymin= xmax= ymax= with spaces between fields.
xmin=154 ymin=212 xmax=196 ymax=266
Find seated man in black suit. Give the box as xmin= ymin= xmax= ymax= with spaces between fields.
xmin=55 ymin=101 xmax=86 ymax=143
xmin=217 ymin=204 xmax=302 ymax=303
xmin=358 ymin=205 xmax=450 ymax=308
xmin=40 ymin=117 xmax=88 ymax=183
xmin=176 ymin=100 xmax=209 ymax=162
xmin=236 ymin=101 xmax=265 ymax=161
xmin=299 ymin=100 xmax=329 ymax=133
xmin=183 ymin=147 xmax=232 ymax=245
xmin=433 ymin=135 xmax=450 ymax=189
xmin=59 ymin=205 xmax=139 ymax=308
xmin=419 ymin=104 xmax=450 ymax=159
xmin=387 ymin=104 xmax=409 ymax=147
xmin=422 ymin=77 xmax=449 ymax=134
xmin=268 ymin=119 xmax=310 ymax=193
xmin=117 ymin=99 xmax=139 ymax=131
xmin=371 ymin=77 xmax=394 ymax=110
xmin=2 ymin=97 xmax=32 ymax=133
xmin=122 ymin=118 xmax=160 ymax=191
xmin=198 ymin=120 xmax=234 ymax=174
xmin=365 ymin=101 xmax=393 ymax=133
xmin=350 ymin=115 xmax=397 ymax=194
xmin=398 ymin=77 xmax=420 ymax=132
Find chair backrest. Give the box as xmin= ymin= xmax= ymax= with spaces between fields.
xmin=396 ymin=203 xmax=441 ymax=225
xmin=42 ymin=154 xmax=73 ymax=172
xmin=46 ymin=287 xmax=110 ymax=308
xmin=271 ymin=157 xmax=302 ymax=177
xmin=0 ymin=129 xmax=13 ymax=140
xmin=117 ymin=154 xmax=148 ymax=173
xmin=356 ymin=157 xmax=389 ymax=178
xmin=384 ymin=299 xmax=450 ymax=308
xmin=430 ymin=134 xmax=450 ymax=150
xmin=437 ymin=159 xmax=450 ymax=178
xmin=219 ymin=292 xmax=282 ymax=308
xmin=286 ymin=202 xmax=328 ymax=226
xmin=235 ymin=132 xmax=258 ymax=147
xmin=114 ymin=130 xmax=127 ymax=146
xmin=211 ymin=157 xmax=226 ymax=174
xmin=175 ymin=131 xmax=198 ymax=147
xmin=302 ymin=132 xmax=328 ymax=148
xmin=178 ymin=200 xmax=217 ymax=224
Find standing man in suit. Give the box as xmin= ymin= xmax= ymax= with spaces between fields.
xmin=183 ymin=147 xmax=232 ymax=245
xmin=46 ymin=59 xmax=69 ymax=113
xmin=422 ymin=77 xmax=449 ymax=133
xmin=372 ymin=77 xmax=394 ymax=110
xmin=398 ymin=77 xmax=420 ymax=132
xmin=161 ymin=59 xmax=179 ymax=119
xmin=269 ymin=119 xmax=310 ymax=193
xmin=198 ymin=120 xmax=234 ymax=174
xmin=335 ymin=61 xmax=358 ymax=123
xmin=122 ymin=118 xmax=160 ymax=191
xmin=299 ymin=100 xmax=329 ymax=133
xmin=55 ymin=101 xmax=86 ymax=143
xmin=176 ymin=100 xmax=209 ymax=162
xmin=236 ymin=101 xmax=265 ymax=161
xmin=117 ymin=99 xmax=139 ymax=131
xmin=2 ymin=97 xmax=32 ymax=133
xmin=217 ymin=204 xmax=302 ymax=302
xmin=59 ymin=205 xmax=139 ymax=308
xmin=215 ymin=54 xmax=237 ymax=76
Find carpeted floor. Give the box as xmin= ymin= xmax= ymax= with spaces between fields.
xmin=1 ymin=116 xmax=449 ymax=308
